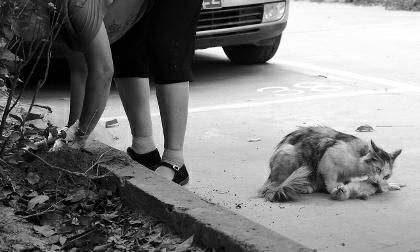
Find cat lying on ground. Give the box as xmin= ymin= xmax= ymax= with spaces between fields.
xmin=259 ymin=126 xmax=403 ymax=202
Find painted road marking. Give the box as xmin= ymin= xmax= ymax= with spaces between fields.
xmin=294 ymin=82 xmax=344 ymax=92
xmin=274 ymin=59 xmax=420 ymax=91
xmin=256 ymin=86 xmax=305 ymax=96
xmin=100 ymin=61 xmax=420 ymax=122
xmin=257 ymin=82 xmax=344 ymax=96
xmin=101 ymin=88 xmax=413 ymax=122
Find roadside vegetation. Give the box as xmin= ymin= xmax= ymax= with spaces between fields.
xmin=0 ymin=1 xmax=208 ymax=251
xmin=295 ymin=0 xmax=420 ymax=11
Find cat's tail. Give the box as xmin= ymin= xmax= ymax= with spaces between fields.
xmin=258 ymin=166 xmax=313 ymax=202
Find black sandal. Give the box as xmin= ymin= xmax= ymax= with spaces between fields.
xmin=155 ymin=161 xmax=189 ymax=186
xmin=127 ymin=147 xmax=161 ymax=170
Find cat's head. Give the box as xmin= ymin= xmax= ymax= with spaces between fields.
xmin=363 ymin=140 xmax=402 ymax=185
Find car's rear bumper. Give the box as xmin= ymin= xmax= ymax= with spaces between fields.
xmin=195 ymin=20 xmax=287 ymax=49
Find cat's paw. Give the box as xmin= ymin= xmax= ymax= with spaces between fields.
xmin=331 ymin=185 xmax=350 ymax=201
xmin=359 ymin=193 xmax=370 ymax=200
xmin=388 ymin=182 xmax=406 ymax=191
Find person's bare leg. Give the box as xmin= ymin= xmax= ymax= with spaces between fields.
xmin=114 ymin=77 xmax=156 ymax=153
xmin=78 ymin=22 xmax=113 ymax=136
xmin=65 ymin=50 xmax=88 ymax=127
xmin=155 ymin=81 xmax=189 ymax=180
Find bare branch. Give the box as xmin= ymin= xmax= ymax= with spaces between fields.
xmin=24 ymin=150 xmax=112 ymax=180
xmin=84 ymin=148 xmax=113 ymax=175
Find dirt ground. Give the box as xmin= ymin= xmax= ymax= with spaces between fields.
xmin=0 ymin=147 xmax=208 ymax=252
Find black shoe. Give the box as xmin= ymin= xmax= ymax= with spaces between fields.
xmin=127 ymin=147 xmax=161 ymax=170
xmin=154 ymin=161 xmax=189 ymax=186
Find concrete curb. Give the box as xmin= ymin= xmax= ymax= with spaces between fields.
xmin=87 ymin=141 xmax=313 ymax=252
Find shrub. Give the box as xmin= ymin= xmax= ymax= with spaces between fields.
xmin=296 ymin=0 xmax=420 ymax=10
xmin=384 ymin=0 xmax=420 ymax=10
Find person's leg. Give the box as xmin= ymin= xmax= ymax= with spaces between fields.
xmin=64 ymin=50 xmax=88 ymax=127
xmin=111 ymin=12 xmax=161 ymax=167
xmin=150 ymin=0 xmax=202 ymax=182
xmin=114 ymin=77 xmax=156 ymax=154
xmin=78 ymin=22 xmax=113 ymax=136
xmin=155 ymin=82 xmax=189 ymax=179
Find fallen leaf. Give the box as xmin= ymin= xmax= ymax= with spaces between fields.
xmin=39 ymin=213 xmax=64 ymax=227
xmin=8 ymin=114 xmax=23 ymax=124
xmin=26 ymin=172 xmax=40 ymax=185
xmin=59 ymin=236 xmax=67 ymax=245
xmin=47 ymin=235 xmax=60 ymax=245
xmin=129 ymin=220 xmax=143 ymax=227
xmin=1 ymin=186 xmax=14 ymax=198
xmin=33 ymin=225 xmax=56 ymax=237
xmin=77 ymin=215 xmax=94 ymax=226
xmin=6 ymin=157 xmax=18 ymax=165
xmin=25 ymin=112 xmax=44 ymax=121
xmin=50 ymin=245 xmax=61 ymax=251
xmin=355 ymin=125 xmax=374 ymax=132
xmin=25 ymin=190 xmax=39 ymax=198
xmin=27 ymin=195 xmax=49 ymax=211
xmin=174 ymin=235 xmax=194 ymax=252
xmin=12 ymin=244 xmax=27 ymax=251
xmin=99 ymin=212 xmax=119 ymax=222
xmin=105 ymin=119 xmax=119 ymax=128
xmin=93 ymin=243 xmax=112 ymax=252
xmin=65 ymin=189 xmax=97 ymax=203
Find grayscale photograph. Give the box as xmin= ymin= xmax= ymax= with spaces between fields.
xmin=0 ymin=0 xmax=419 ymax=251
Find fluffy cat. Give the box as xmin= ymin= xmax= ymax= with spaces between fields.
xmin=259 ymin=126 xmax=402 ymax=201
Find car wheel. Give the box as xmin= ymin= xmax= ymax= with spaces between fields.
xmin=223 ymin=35 xmax=281 ymax=65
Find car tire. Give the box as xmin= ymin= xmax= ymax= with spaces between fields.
xmin=223 ymin=35 xmax=281 ymax=65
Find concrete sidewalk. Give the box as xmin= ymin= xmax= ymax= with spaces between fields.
xmin=86 ymin=141 xmax=312 ymax=252
xmin=183 ymin=89 xmax=420 ymax=252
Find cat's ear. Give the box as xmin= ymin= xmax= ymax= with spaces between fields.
xmin=364 ymin=150 xmax=378 ymax=163
xmin=390 ymin=149 xmax=402 ymax=161
xmin=370 ymin=140 xmax=381 ymax=154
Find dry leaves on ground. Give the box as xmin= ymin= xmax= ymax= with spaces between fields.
xmin=0 ymin=149 xmax=209 ymax=252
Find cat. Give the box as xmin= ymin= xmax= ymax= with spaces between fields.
xmin=259 ymin=126 xmax=402 ymax=202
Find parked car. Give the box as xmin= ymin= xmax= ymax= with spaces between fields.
xmin=196 ymin=0 xmax=289 ymax=64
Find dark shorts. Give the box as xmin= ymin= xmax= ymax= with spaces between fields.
xmin=111 ymin=0 xmax=203 ymax=84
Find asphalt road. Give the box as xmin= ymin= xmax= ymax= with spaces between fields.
xmin=38 ymin=2 xmax=420 ymax=251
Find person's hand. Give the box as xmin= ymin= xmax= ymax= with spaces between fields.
xmin=50 ymin=121 xmax=88 ymax=151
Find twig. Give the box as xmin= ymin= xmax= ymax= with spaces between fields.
xmin=22 ymin=198 xmax=65 ymax=219
xmin=62 ymin=227 xmax=98 ymax=249
xmin=25 ymin=150 xmax=112 ymax=180
xmin=0 ymin=157 xmax=14 ymax=170
xmin=0 ymin=157 xmax=13 ymax=183
xmin=83 ymin=148 xmax=113 ymax=175
xmin=22 ymin=209 xmax=56 ymax=219
xmin=32 ymin=104 xmax=52 ymax=113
